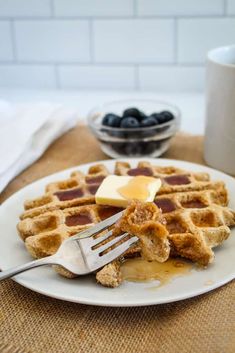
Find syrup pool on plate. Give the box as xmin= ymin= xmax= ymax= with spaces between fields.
xmin=121 ymin=258 xmax=193 ymax=287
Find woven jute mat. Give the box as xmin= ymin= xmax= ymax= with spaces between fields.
xmin=0 ymin=125 xmax=234 ymax=353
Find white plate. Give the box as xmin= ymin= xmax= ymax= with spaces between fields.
xmin=0 ymin=158 xmax=234 ymax=307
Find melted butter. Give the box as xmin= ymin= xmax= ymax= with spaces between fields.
xmin=118 ymin=176 xmax=156 ymax=201
xmin=121 ymin=258 xmax=192 ymax=287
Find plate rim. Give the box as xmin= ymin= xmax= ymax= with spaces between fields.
xmin=1 ymin=157 xmax=235 ymax=307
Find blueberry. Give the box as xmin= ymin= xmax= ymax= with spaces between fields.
xmin=108 ymin=130 xmax=125 ymax=138
xmin=123 ymin=108 xmax=146 ymax=122
xmin=139 ymin=111 xmax=148 ymax=122
xmin=102 ymin=113 xmax=121 ymax=127
xmin=120 ymin=117 xmax=139 ymax=128
xmin=140 ymin=141 xmax=156 ymax=155
xmin=140 ymin=117 xmax=158 ymax=127
xmin=125 ymin=142 xmax=143 ymax=156
xmin=123 ymin=107 xmax=140 ymax=118
xmin=150 ymin=113 xmax=162 ymax=122
xmin=157 ymin=111 xmax=175 ymax=124
xmin=112 ymin=142 xmax=126 ymax=154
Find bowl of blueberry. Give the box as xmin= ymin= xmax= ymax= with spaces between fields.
xmin=88 ymin=99 xmax=181 ymax=158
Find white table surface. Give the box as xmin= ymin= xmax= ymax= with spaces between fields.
xmin=0 ymin=88 xmax=205 ymax=135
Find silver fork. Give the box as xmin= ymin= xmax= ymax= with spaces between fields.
xmin=0 ymin=211 xmax=138 ymax=281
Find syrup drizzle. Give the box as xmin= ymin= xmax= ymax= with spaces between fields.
xmin=54 ymin=188 xmax=84 ymax=201
xmin=65 ymin=214 xmax=92 ymax=226
xmin=86 ymin=176 xmax=105 ymax=184
xmin=118 ymin=176 xmax=157 ymax=201
xmin=154 ymin=198 xmax=176 ymax=213
xmin=127 ymin=167 xmax=153 ymax=177
xmin=164 ymin=175 xmax=191 ymax=185
xmin=121 ymin=258 xmax=192 ymax=286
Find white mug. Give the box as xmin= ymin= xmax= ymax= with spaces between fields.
xmin=204 ymin=45 xmax=235 ymax=175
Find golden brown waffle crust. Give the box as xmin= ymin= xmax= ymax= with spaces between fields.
xmin=20 ymin=164 xmax=110 ymax=220
xmin=18 ymin=203 xmax=123 ymax=260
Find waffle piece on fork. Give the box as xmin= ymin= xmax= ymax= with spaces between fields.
xmin=113 ymin=201 xmax=169 ymax=262
xmin=96 ymin=201 xmax=169 ymax=287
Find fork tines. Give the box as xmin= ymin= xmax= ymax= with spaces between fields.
xmin=71 ymin=210 xmax=123 ymax=241
xmin=78 ymin=229 xmax=138 ymax=272
xmin=71 ymin=209 xmax=139 ymax=272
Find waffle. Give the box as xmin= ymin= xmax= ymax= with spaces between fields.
xmin=115 ymin=161 xmax=217 ymax=195
xmin=17 ymin=160 xmax=235 ymax=287
xmin=20 ymin=164 xmax=109 ymax=220
xmin=18 ymin=204 xmax=122 ymax=259
xmin=152 ymin=186 xmax=234 ymax=264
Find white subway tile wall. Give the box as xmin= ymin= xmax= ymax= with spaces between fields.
xmin=0 ymin=0 xmax=51 ymax=18
xmin=139 ymin=66 xmax=205 ymax=91
xmin=93 ymin=19 xmax=174 ymax=63
xmin=137 ymin=0 xmax=224 ymax=16
xmin=227 ymin=0 xmax=235 ymax=14
xmin=58 ymin=65 xmax=136 ymax=89
xmin=0 ymin=0 xmax=234 ymax=90
xmin=178 ymin=18 xmax=235 ymax=63
xmin=54 ymin=0 xmax=134 ymax=17
xmin=0 ymin=64 xmax=56 ymax=88
xmin=15 ymin=20 xmax=90 ymax=62
xmin=0 ymin=21 xmax=13 ymax=60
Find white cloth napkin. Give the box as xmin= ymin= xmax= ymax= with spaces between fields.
xmin=0 ymin=100 xmax=78 ymax=193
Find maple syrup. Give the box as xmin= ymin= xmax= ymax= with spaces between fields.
xmin=154 ymin=198 xmax=176 ymax=213
xmin=118 ymin=176 xmax=157 ymax=201
xmin=127 ymin=167 xmax=153 ymax=176
xmin=65 ymin=213 xmax=92 ymax=226
xmin=164 ymin=175 xmax=190 ymax=185
xmin=54 ymin=188 xmax=84 ymax=201
xmin=121 ymin=258 xmax=192 ymax=286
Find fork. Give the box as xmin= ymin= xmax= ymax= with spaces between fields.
xmin=0 ymin=211 xmax=138 ymax=281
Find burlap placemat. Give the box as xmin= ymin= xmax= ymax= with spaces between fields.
xmin=0 ymin=125 xmax=234 ymax=353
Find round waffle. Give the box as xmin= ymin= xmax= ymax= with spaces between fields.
xmin=17 ymin=161 xmax=235 ymax=287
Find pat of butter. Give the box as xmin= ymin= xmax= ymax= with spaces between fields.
xmin=95 ymin=175 xmax=161 ymax=208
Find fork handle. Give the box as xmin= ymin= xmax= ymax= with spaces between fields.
xmin=0 ymin=256 xmax=57 ymax=281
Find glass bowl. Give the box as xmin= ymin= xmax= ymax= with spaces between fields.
xmin=87 ymin=99 xmax=181 ymax=158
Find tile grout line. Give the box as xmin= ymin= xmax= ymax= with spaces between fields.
xmin=134 ymin=65 xmax=139 ymax=90
xmin=1 ymin=15 xmax=235 ymax=20
xmin=10 ymin=19 xmax=17 ymax=63
xmin=133 ymin=0 xmax=138 ymax=17
xmin=174 ymin=17 xmax=178 ymax=65
xmin=89 ymin=20 xmax=94 ymax=63
xmin=223 ymin=0 xmax=228 ymax=15
xmin=0 ymin=61 xmax=205 ymax=67
xmin=50 ymin=0 xmax=55 ymax=17
xmin=54 ymin=64 xmax=60 ymax=89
